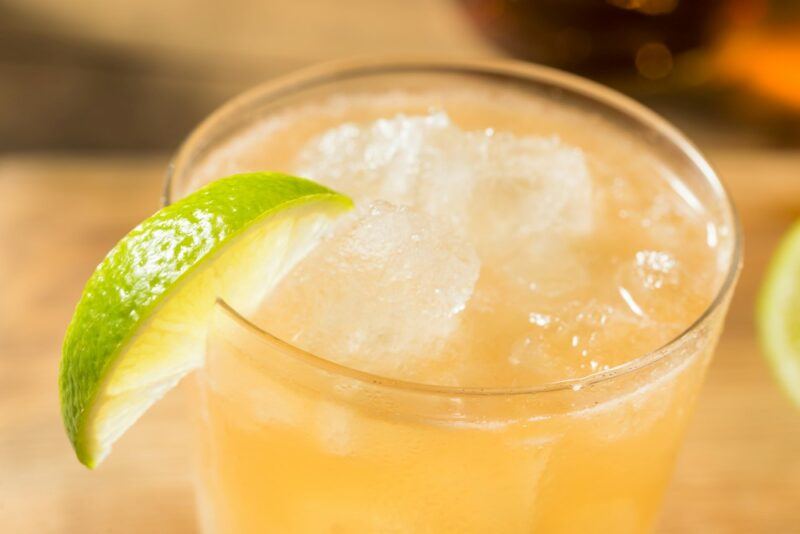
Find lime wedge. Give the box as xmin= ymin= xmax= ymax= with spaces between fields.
xmin=60 ymin=172 xmax=353 ymax=467
xmin=757 ymin=220 xmax=800 ymax=407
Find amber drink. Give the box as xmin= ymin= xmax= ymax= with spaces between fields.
xmin=166 ymin=60 xmax=741 ymax=534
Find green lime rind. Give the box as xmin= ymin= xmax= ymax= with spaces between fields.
xmin=757 ymin=219 xmax=800 ymax=408
xmin=60 ymin=172 xmax=352 ymax=466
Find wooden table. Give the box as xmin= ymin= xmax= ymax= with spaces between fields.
xmin=1 ymin=151 xmax=799 ymax=532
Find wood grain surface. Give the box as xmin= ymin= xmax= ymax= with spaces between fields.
xmin=1 ymin=150 xmax=799 ymax=533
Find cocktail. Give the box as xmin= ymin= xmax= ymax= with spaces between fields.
xmin=60 ymin=60 xmax=741 ymax=533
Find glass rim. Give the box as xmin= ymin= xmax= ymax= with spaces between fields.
xmin=165 ymin=56 xmax=743 ymax=398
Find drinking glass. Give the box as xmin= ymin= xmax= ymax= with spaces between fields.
xmin=166 ymin=59 xmax=742 ymax=533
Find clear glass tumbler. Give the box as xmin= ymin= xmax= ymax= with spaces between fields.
xmin=166 ymin=59 xmax=742 ymax=533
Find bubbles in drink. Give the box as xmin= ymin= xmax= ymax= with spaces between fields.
xmin=507 ymin=300 xmax=666 ymax=383
xmin=633 ymin=250 xmax=679 ymax=290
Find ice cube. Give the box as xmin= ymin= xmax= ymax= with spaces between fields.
xmin=606 ymin=173 xmax=702 ymax=253
xmin=469 ymin=133 xmax=593 ymax=260
xmin=294 ymin=112 xmax=593 ymax=243
xmin=253 ymin=201 xmax=480 ymax=379
xmin=295 ymin=112 xmax=474 ymax=228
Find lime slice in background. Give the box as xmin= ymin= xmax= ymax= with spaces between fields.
xmin=59 ymin=172 xmax=353 ymax=467
xmin=757 ymin=220 xmax=800 ymax=408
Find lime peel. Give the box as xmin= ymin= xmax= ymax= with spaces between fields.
xmin=757 ymin=219 xmax=800 ymax=408
xmin=60 ymin=172 xmax=353 ymax=467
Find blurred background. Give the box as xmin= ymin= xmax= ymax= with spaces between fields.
xmin=1 ymin=0 xmax=799 ymax=532
xmin=1 ymin=0 xmax=799 ymax=152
